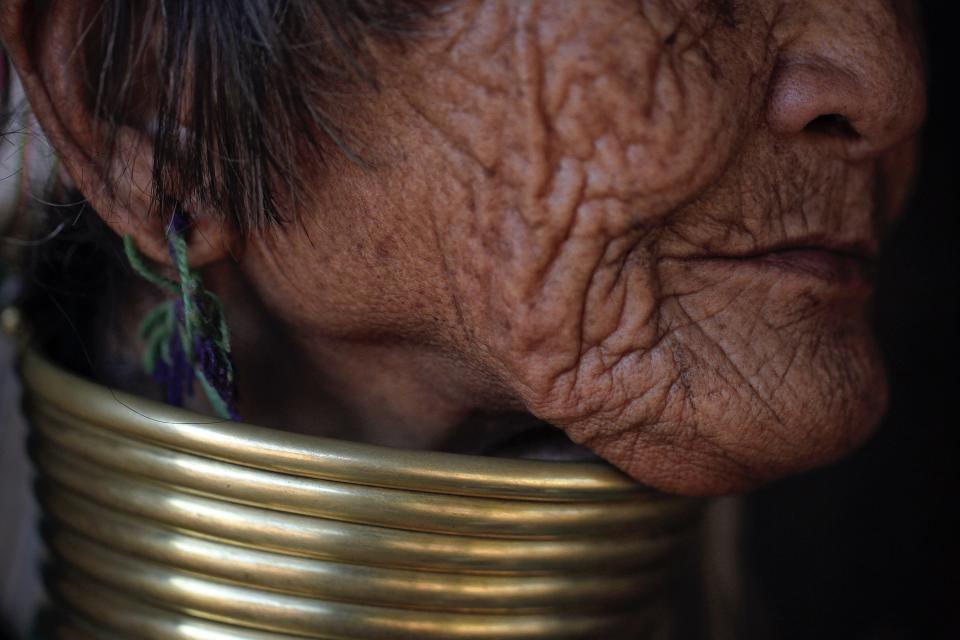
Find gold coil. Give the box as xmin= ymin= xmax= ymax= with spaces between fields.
xmin=18 ymin=349 xmax=701 ymax=638
xmin=30 ymin=403 xmax=695 ymax=538
xmin=40 ymin=489 xmax=669 ymax=612
xmin=22 ymin=350 xmax=644 ymax=500
xmin=49 ymin=575 xmax=306 ymax=639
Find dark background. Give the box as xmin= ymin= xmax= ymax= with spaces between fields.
xmin=742 ymin=4 xmax=958 ymax=638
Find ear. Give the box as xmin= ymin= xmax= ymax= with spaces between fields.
xmin=0 ymin=0 xmax=237 ymax=267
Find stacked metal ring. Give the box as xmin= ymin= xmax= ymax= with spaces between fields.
xmin=19 ymin=349 xmax=701 ymax=639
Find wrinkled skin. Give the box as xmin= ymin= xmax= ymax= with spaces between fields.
xmin=5 ymin=0 xmax=927 ymax=495
xmin=232 ymin=0 xmax=926 ymax=495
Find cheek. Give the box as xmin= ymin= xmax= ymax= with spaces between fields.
xmin=627 ymin=270 xmax=887 ymax=493
xmin=372 ymin=1 xmax=889 ymax=493
xmin=431 ymin=0 xmax=766 ymax=214
xmin=394 ymin=0 xmax=774 ymax=386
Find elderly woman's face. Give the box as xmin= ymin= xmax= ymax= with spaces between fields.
xmin=242 ymin=0 xmax=926 ymax=494
xmin=241 ymin=0 xmax=925 ymax=494
xmin=14 ymin=0 xmax=911 ymax=496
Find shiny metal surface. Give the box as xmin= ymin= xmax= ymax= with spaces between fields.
xmin=49 ymin=575 xmax=305 ymax=639
xmin=47 ymin=533 xmax=660 ymax=639
xmin=40 ymin=490 xmax=670 ymax=611
xmin=35 ymin=449 xmax=683 ymax=573
xmin=22 ymin=349 xmax=647 ymax=500
xmin=18 ymin=348 xmax=701 ymax=638
xmin=31 ymin=402 xmax=694 ymax=537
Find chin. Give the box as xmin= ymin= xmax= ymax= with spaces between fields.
xmin=567 ymin=304 xmax=889 ymax=497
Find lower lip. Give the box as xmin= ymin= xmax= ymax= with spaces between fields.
xmin=755 ymin=249 xmax=874 ymax=286
xmin=693 ymin=249 xmax=875 ymax=288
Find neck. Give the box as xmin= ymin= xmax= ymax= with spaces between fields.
xmin=104 ymin=262 xmax=595 ymax=460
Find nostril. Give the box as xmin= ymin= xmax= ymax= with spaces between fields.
xmin=804 ymin=113 xmax=860 ymax=139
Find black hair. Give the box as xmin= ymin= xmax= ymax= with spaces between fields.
xmin=92 ymin=0 xmax=431 ymax=231
xmin=1 ymin=0 xmax=433 ymax=371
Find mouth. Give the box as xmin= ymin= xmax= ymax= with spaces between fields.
xmin=679 ymin=237 xmax=878 ymax=288
xmin=751 ymin=247 xmax=875 ymax=285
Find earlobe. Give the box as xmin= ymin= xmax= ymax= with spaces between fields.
xmin=146 ymin=204 xmax=242 ymax=269
xmin=0 ymin=0 xmax=237 ymax=270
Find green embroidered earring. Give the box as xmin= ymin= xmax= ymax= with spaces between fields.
xmin=122 ymin=207 xmax=239 ymax=420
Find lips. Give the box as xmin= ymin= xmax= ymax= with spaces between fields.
xmin=675 ymin=237 xmax=878 ymax=288
xmin=752 ymin=247 xmax=875 ymax=285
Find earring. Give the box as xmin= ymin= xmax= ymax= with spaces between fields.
xmin=123 ymin=206 xmax=239 ymax=420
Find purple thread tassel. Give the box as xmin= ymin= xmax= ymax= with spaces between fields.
xmin=152 ymin=205 xmax=240 ymax=419
xmin=196 ymin=333 xmax=240 ymax=420
xmin=156 ymin=298 xmax=195 ymax=407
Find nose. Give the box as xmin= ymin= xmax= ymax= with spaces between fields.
xmin=766 ymin=1 xmax=926 ymax=161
